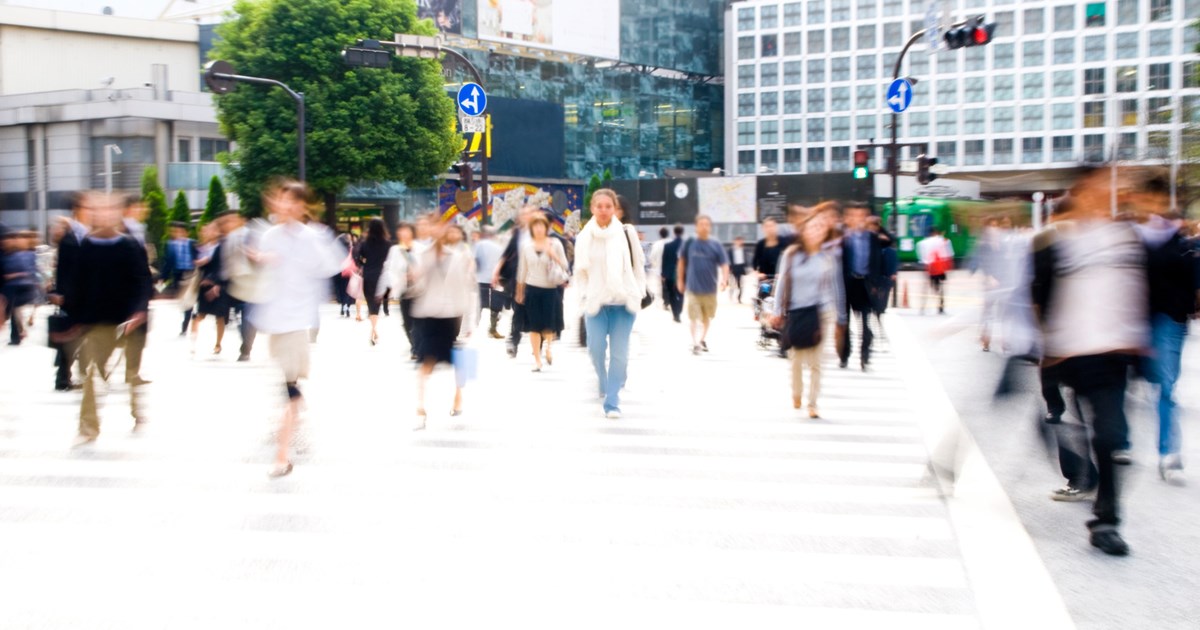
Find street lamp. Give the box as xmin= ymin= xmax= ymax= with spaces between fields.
xmin=103 ymin=144 xmax=122 ymax=194
xmin=712 ymin=168 xmax=727 ymax=176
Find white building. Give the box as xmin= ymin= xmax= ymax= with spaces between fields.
xmin=724 ymin=0 xmax=1200 ymax=200
xmin=0 ymin=5 xmax=229 ymax=233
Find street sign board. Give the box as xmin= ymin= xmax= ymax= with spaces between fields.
xmin=929 ymin=163 xmax=951 ymax=175
xmin=461 ymin=115 xmax=486 ymax=134
xmin=457 ymin=82 xmax=487 ymax=116
xmin=204 ymin=60 xmax=236 ymax=94
xmin=886 ymin=78 xmax=913 ymax=113
xmin=924 ymin=2 xmax=942 ymax=52
xmin=900 ymin=160 xmax=918 ymax=173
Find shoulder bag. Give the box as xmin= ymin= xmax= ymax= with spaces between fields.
xmin=624 ymin=227 xmax=654 ymax=309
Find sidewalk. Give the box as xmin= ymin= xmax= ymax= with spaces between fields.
xmin=0 ymin=294 xmax=1071 ymax=628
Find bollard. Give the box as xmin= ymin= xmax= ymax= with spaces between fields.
xmin=902 ymin=281 xmax=910 ymax=309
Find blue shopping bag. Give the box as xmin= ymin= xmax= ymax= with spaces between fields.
xmin=452 ymin=345 xmax=478 ymax=388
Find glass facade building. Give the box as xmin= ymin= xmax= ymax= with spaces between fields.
xmin=726 ymin=0 xmax=1200 ymax=191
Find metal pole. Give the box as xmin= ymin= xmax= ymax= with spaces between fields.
xmin=104 ymin=147 xmax=113 ymax=194
xmin=890 ymin=28 xmax=927 ymax=308
xmin=297 ymin=93 xmax=306 ymax=182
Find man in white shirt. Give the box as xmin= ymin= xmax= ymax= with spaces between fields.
xmin=473 ymin=225 xmax=506 ymax=338
xmin=648 ymin=227 xmax=669 ymax=303
xmin=916 ymin=227 xmax=955 ymax=314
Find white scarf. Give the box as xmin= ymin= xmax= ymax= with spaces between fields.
xmin=575 ymin=218 xmax=640 ymax=313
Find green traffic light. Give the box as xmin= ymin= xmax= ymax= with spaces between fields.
xmin=852 ymin=166 xmax=869 ymax=180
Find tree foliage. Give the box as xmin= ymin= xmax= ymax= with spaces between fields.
xmin=202 ymin=175 xmax=229 ymax=227
xmin=212 ymin=0 xmax=460 ymax=218
xmin=581 ymin=168 xmax=613 ymax=223
xmin=145 ymin=191 xmax=168 ymax=252
xmin=171 ymin=190 xmax=192 ymax=227
xmin=140 ymin=166 xmax=163 ymax=200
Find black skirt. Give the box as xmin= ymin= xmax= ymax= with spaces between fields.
xmin=521 ymin=286 xmax=564 ymax=334
xmin=197 ymin=282 xmax=232 ymax=318
xmin=415 ymin=317 xmax=461 ymax=365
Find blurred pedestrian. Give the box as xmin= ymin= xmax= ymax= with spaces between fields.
xmin=333 ymin=233 xmax=355 ymax=318
xmin=394 ymin=223 xmax=423 ymax=359
xmin=190 ymin=222 xmax=229 ymax=354
xmin=1031 ymin=167 xmax=1148 ymax=556
xmin=753 ymin=216 xmax=791 ymax=280
xmin=70 ymin=194 xmax=151 ymax=446
xmin=866 ymin=216 xmax=898 ymax=338
xmin=837 ymin=203 xmax=884 ymax=370
xmin=160 ymin=221 xmax=198 ymax=334
xmin=2 ymin=230 xmax=38 ymax=345
xmin=221 ymin=211 xmax=266 ymax=361
xmin=660 ymin=224 xmax=686 ymax=322
xmin=495 ymin=205 xmax=535 ymax=358
xmin=516 ymin=213 xmax=568 ymax=371
xmin=118 ymin=195 xmax=153 ymax=387
xmin=474 ymin=224 xmax=506 ymax=338
xmin=574 ymin=188 xmax=647 ymax=419
xmin=648 ymin=226 xmax=670 ymax=304
xmin=918 ymin=227 xmax=954 ymax=315
xmin=250 ymin=180 xmax=345 ymax=477
xmin=678 ymin=215 xmax=729 ymax=355
xmin=355 ymin=218 xmax=392 ymax=346
xmin=728 ymin=235 xmax=747 ymax=304
xmin=411 ymin=222 xmax=477 ymax=429
xmin=771 ymin=210 xmax=845 ymax=418
xmin=49 ymin=192 xmax=91 ymax=391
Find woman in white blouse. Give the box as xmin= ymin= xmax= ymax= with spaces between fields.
xmin=515 ymin=213 xmax=568 ymax=371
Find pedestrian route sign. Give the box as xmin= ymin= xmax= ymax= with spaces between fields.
xmin=457 ymin=82 xmax=487 ymax=117
xmin=886 ymin=78 xmax=913 ymax=113
xmin=461 ymin=115 xmax=486 ymax=134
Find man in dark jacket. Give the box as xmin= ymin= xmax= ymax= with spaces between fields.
xmin=660 ymin=224 xmax=686 ymax=322
xmin=49 ymin=193 xmax=92 ymax=391
xmin=839 ymin=204 xmax=887 ymax=370
xmin=493 ymin=205 xmax=534 ymax=357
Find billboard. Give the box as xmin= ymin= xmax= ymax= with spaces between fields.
xmin=476 ymin=0 xmax=620 ymax=59
xmin=418 ymin=0 xmax=462 ymax=34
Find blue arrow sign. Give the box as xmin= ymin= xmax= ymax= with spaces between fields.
xmin=457 ymin=82 xmax=487 ymax=117
xmin=886 ymin=78 xmax=913 ymax=114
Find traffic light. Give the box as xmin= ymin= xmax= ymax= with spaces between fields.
xmin=916 ymin=154 xmax=939 ymax=185
xmin=457 ymin=162 xmax=474 ymax=190
xmin=944 ymin=16 xmax=997 ymax=50
xmin=852 ymin=149 xmax=870 ymax=180
xmin=342 ymin=39 xmax=391 ymax=68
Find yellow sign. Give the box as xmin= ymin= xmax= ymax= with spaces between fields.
xmin=459 ymin=114 xmax=492 ymax=158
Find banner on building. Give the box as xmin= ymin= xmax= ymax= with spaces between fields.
xmin=418 ymin=0 xmax=462 ymax=34
xmin=476 ymin=0 xmax=620 ymax=59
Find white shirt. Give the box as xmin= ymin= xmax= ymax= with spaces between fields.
xmin=917 ymin=235 xmax=954 ymax=265
xmin=250 ymin=221 xmax=345 ymax=335
xmin=731 ymin=247 xmax=745 ymax=266
xmin=474 ymin=238 xmax=504 ymax=284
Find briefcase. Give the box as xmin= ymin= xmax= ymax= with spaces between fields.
xmin=47 ymin=309 xmax=73 ymax=348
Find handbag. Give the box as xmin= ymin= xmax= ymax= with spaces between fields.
xmin=547 ymin=258 xmax=570 ymax=287
xmin=452 ymin=344 xmax=478 ymax=388
xmin=623 ymin=228 xmax=654 ymax=310
xmin=178 ymin=271 xmax=201 ymax=310
xmin=347 ymin=272 xmax=364 ymax=301
xmin=47 ymin=308 xmax=74 ymax=348
xmin=781 ymin=305 xmax=822 ymax=351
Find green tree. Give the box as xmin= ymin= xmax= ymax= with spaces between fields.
xmin=201 ymin=175 xmax=229 ymax=227
xmin=168 ymin=190 xmax=193 ymax=246
xmin=145 ymin=190 xmax=168 ymax=253
xmin=211 ymin=0 xmax=460 ymax=219
xmin=581 ymin=169 xmax=613 ymax=223
xmin=140 ymin=166 xmax=163 ymax=200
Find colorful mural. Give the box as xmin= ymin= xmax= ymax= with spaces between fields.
xmin=438 ymin=181 xmax=584 ymax=233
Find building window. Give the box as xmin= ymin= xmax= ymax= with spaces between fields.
xmin=993 ymin=43 xmax=1014 ymax=69
xmin=964 ymin=140 xmax=985 ymax=166
xmin=1084 ymin=101 xmax=1106 ymax=128
xmin=1023 ymin=105 xmax=1045 ymax=132
xmin=1053 ymin=104 xmax=1075 ymax=130
xmin=1084 ymin=35 xmax=1106 ymax=62
xmin=761 ymin=5 xmax=779 ymax=29
xmin=938 ymin=51 xmax=958 ymax=73
xmin=1151 ymin=0 xmax=1172 ymax=21
xmin=807 ymin=118 xmax=825 ymax=142
xmin=807 ymin=59 xmax=825 ymax=83
xmin=1187 ymin=95 xmax=1200 ymax=123
xmin=807 ymin=147 xmax=826 ymax=171
xmin=1054 ymin=5 xmax=1075 ymax=31
xmin=784 ymin=32 xmax=802 ymax=56
xmin=831 ymin=117 xmax=851 ymax=141
xmin=994 ymin=75 xmax=1015 ymax=101
xmin=993 ymin=138 xmax=1014 ymax=164
xmin=964 ymin=108 xmax=986 ymax=134
xmin=1084 ymin=68 xmax=1106 ymax=95
xmin=1116 ymin=66 xmax=1138 ymax=92
xmin=1148 ymin=63 xmax=1171 ymax=90
xmin=831 ymin=146 xmax=851 ymax=170
xmin=807 ymin=88 xmax=826 ymax=113
xmin=738 ymin=65 xmax=755 ymax=88
xmin=832 ymin=0 xmax=851 ymax=21
xmin=937 ymin=111 xmax=958 ymax=136
xmin=1185 ymin=25 xmax=1200 ymax=55
xmin=738 ymin=36 xmax=755 ymax=60
xmin=761 ymin=63 xmax=779 ymax=87
xmin=1022 ymin=72 xmax=1045 ymax=99
xmin=831 ymin=27 xmax=850 ymax=52
xmin=856 ymin=114 xmax=877 ymax=139
xmin=762 ymin=34 xmax=779 ymax=57
xmin=1053 ymin=71 xmax=1075 ymax=97
xmin=1053 ymin=38 xmax=1075 ymax=65
xmin=856 ymin=85 xmax=876 ymax=109
xmin=858 ymin=24 xmax=876 ymax=49
xmin=858 ymin=0 xmax=878 ymax=20
xmin=1117 ymin=132 xmax=1138 ymax=160
xmin=1083 ymin=134 xmax=1106 ymax=162
xmin=784 ymin=119 xmax=803 ymax=143
xmin=1120 ymin=99 xmax=1139 ymax=126
xmin=199 ymin=138 xmax=229 ymax=161
xmin=808 ymin=0 xmax=826 ymax=25
xmin=784 ymin=148 xmax=804 ymax=172
xmin=738 ymin=7 xmax=755 ymax=31
xmin=936 ymin=141 xmax=957 ymax=166
xmin=177 ymin=138 xmax=191 ymax=161
xmin=995 ymin=11 xmax=1014 ymax=37
xmin=738 ymin=93 xmax=755 ymax=117
xmin=857 ymin=55 xmax=877 ymax=80
xmin=738 ymin=150 xmax=756 ymax=174
xmin=993 ymin=107 xmax=1015 ymax=133
xmin=937 ymin=81 xmax=957 ymax=106
xmin=883 ymin=0 xmax=902 ymax=17
xmin=1052 ymin=136 xmax=1074 ymax=162
xmin=964 ymin=77 xmax=986 ymax=103
xmin=1115 ymin=33 xmax=1138 ymax=60
xmin=1189 ymin=0 xmax=1200 ymax=18
xmin=808 ymin=30 xmax=825 ymax=54
xmin=1149 ymin=30 xmax=1172 ymax=57
xmin=784 ymin=2 xmax=803 ymax=26
xmin=761 ymin=120 xmax=779 ymax=144
xmin=1022 ymin=137 xmax=1044 ymax=163
xmin=911 ymin=52 xmax=929 ymax=76
xmin=784 ymin=62 xmax=802 ymax=85
xmin=1023 ymin=41 xmax=1044 ymax=66
xmin=831 ymin=57 xmax=851 ymax=82
xmin=883 ymin=22 xmax=902 ymax=44
xmin=738 ymin=122 xmax=756 ymax=146
xmin=965 ymin=47 xmax=986 ymax=72
xmin=1185 ymin=62 xmax=1199 ymax=88
xmin=1149 ymin=97 xmax=1173 ymax=124
xmin=761 ymin=91 xmax=779 ymax=115
xmin=1085 ymin=2 xmax=1106 ymax=27
xmin=761 ymin=149 xmax=779 ymax=170
xmin=784 ymin=90 xmax=803 ymax=114
xmin=1148 ymin=131 xmax=1171 ymax=158
xmin=1023 ymin=8 xmax=1044 ymax=34
xmin=831 ymin=87 xmax=850 ymax=111
xmin=1117 ymin=0 xmax=1138 ymax=24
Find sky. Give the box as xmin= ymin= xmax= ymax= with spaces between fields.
xmin=0 ymin=0 xmax=234 ymax=22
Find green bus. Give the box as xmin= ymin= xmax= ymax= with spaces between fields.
xmin=880 ymin=197 xmax=1030 ymax=264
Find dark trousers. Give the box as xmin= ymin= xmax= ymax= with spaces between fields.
xmin=1054 ymin=354 xmax=1132 ymax=528
xmin=1041 ymin=365 xmax=1098 ymax=490
xmin=839 ymin=276 xmax=874 ymax=365
xmin=399 ymin=297 xmax=416 ymax=350
xmin=504 ymin=281 xmax=524 ymax=350
xmin=234 ymin=301 xmax=257 ymax=358
xmin=55 ymin=336 xmax=81 ymax=389
xmin=730 ymin=264 xmax=746 ymax=302
xmin=4 ymin=286 xmax=31 ymax=344
xmin=663 ymin=276 xmax=684 ymax=320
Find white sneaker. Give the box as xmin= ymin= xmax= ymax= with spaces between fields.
xmin=605 ymin=410 xmax=622 ymax=420
xmin=1161 ymin=455 xmax=1187 ymax=486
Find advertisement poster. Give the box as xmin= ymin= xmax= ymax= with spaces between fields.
xmin=697 ymin=176 xmax=757 ymax=224
xmin=417 ymin=0 xmax=462 ymax=34
xmin=477 ymin=0 xmax=620 ymax=59
xmin=439 ymin=181 xmax=583 ymax=233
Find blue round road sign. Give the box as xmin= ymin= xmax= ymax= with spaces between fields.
xmin=457 ymin=82 xmax=487 ymax=117
xmin=886 ymin=78 xmax=913 ymax=114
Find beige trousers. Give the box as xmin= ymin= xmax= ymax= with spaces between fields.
xmin=789 ymin=310 xmax=834 ymax=410
xmin=79 ymin=324 xmax=143 ymax=437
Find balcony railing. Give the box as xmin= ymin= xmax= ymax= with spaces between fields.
xmin=167 ymin=162 xmax=230 ymax=191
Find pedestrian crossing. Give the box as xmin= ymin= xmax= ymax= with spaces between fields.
xmin=0 ymin=298 xmax=1068 ymax=629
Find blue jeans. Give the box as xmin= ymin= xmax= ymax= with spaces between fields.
xmin=585 ymin=305 xmax=636 ymax=413
xmin=1147 ymin=313 xmax=1188 ymax=457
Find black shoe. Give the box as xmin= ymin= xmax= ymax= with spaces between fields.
xmin=1089 ymin=528 xmax=1129 ymax=556
xmin=237 ymin=354 xmax=251 ymax=362
xmin=700 ymin=341 xmax=708 ymax=352
xmin=673 ymin=316 xmax=681 ymax=323
xmin=838 ymin=360 xmax=848 ymax=369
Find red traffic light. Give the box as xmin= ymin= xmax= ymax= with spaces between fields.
xmin=853 ymin=150 xmax=869 ymax=166
xmin=972 ymin=23 xmax=993 ymax=45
